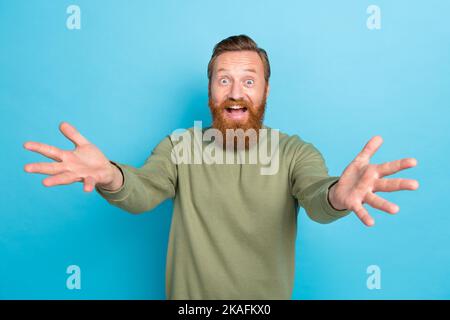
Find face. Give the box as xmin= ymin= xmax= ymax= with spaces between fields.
xmin=208 ymin=50 xmax=270 ymax=135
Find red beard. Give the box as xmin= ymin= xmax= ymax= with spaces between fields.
xmin=208 ymin=90 xmax=267 ymax=149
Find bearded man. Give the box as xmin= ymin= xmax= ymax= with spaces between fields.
xmin=23 ymin=35 xmax=419 ymax=300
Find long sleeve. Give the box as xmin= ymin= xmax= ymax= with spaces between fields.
xmin=95 ymin=136 xmax=177 ymax=214
xmin=290 ymin=139 xmax=352 ymax=224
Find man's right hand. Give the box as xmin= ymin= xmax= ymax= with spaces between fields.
xmin=23 ymin=122 xmax=123 ymax=192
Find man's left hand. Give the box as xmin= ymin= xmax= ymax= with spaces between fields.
xmin=328 ymin=135 xmax=419 ymax=227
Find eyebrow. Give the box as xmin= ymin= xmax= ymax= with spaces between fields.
xmin=216 ymin=68 xmax=257 ymax=73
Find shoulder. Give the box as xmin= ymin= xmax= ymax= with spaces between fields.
xmin=263 ymin=125 xmax=309 ymax=154
xmin=262 ymin=126 xmax=327 ymax=168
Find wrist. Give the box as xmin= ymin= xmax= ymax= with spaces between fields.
xmin=328 ymin=182 xmax=347 ymax=211
xmin=98 ymin=161 xmax=123 ymax=191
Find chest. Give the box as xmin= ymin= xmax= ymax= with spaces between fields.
xmin=177 ymin=162 xmax=293 ymax=212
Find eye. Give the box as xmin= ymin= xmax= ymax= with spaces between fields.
xmin=244 ymin=79 xmax=254 ymax=86
xmin=219 ymin=78 xmax=229 ymax=85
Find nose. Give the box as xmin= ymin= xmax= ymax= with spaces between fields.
xmin=228 ymin=81 xmax=244 ymax=101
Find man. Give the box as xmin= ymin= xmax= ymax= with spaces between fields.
xmin=23 ymin=35 xmax=419 ymax=299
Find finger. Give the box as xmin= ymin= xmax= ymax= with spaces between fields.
xmin=365 ymin=192 xmax=399 ymax=214
xmin=23 ymin=141 xmax=64 ymax=162
xmin=24 ymin=162 xmax=65 ymax=175
xmin=354 ymin=204 xmax=375 ymax=227
xmin=42 ymin=172 xmax=81 ymax=187
xmin=83 ymin=176 xmax=96 ymax=192
xmin=59 ymin=122 xmax=90 ymax=147
xmin=353 ymin=135 xmax=383 ymax=163
xmin=373 ymin=178 xmax=419 ymax=192
xmin=376 ymin=158 xmax=417 ymax=177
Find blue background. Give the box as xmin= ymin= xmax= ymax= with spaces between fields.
xmin=1 ymin=0 xmax=449 ymax=299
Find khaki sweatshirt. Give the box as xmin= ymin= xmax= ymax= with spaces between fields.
xmin=95 ymin=125 xmax=351 ymax=299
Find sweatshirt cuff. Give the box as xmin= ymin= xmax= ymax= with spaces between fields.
xmin=320 ymin=177 xmax=352 ymax=218
xmin=95 ymin=160 xmax=134 ymax=202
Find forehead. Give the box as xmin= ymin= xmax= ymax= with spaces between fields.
xmin=213 ymin=50 xmax=264 ymax=76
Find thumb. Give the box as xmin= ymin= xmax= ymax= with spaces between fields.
xmin=83 ymin=176 xmax=96 ymax=193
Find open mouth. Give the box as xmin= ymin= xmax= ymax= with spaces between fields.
xmin=225 ymin=105 xmax=248 ymax=114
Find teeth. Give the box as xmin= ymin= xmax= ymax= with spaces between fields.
xmin=229 ymin=105 xmax=243 ymax=109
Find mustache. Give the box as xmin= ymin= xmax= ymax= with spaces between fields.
xmin=218 ymin=98 xmax=252 ymax=110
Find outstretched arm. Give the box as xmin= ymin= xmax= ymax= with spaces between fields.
xmin=23 ymin=121 xmax=177 ymax=214
xmin=328 ymin=135 xmax=419 ymax=227
xmin=23 ymin=122 xmax=123 ymax=192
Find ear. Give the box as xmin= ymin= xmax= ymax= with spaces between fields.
xmin=266 ymin=83 xmax=270 ymax=97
